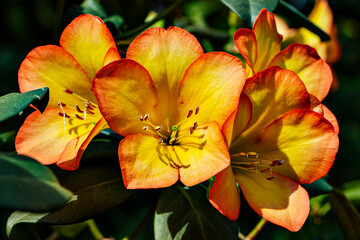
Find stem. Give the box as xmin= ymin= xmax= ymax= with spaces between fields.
xmin=123 ymin=205 xmax=156 ymax=240
xmin=87 ymin=219 xmax=104 ymax=240
xmin=245 ymin=218 xmax=267 ymax=240
xmin=115 ymin=0 xmax=185 ymax=40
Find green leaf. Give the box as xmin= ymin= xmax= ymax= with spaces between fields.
xmin=342 ymin=180 xmax=360 ymax=205
xmin=0 ymin=153 xmax=72 ymax=212
xmin=154 ymin=184 xmax=238 ymax=240
xmin=303 ymin=178 xmax=333 ymax=197
xmin=0 ymin=87 xmax=49 ymax=122
xmin=220 ymin=0 xmax=279 ymax=26
xmin=329 ymin=188 xmax=360 ymax=240
xmin=6 ymin=157 xmax=135 ymax=236
xmin=275 ymin=0 xmax=330 ymax=41
xmin=81 ymin=0 xmax=107 ymax=18
xmin=104 ymin=15 xmax=124 ymax=30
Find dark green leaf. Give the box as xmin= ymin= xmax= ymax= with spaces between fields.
xmin=154 ymin=184 xmax=238 ymax=240
xmin=275 ymin=0 xmax=330 ymax=41
xmin=342 ymin=180 xmax=360 ymax=205
xmin=81 ymin=0 xmax=107 ymax=18
xmin=0 ymin=87 xmax=49 ymax=122
xmin=303 ymin=178 xmax=333 ymax=197
xmin=0 ymin=153 xmax=72 ymax=212
xmin=329 ymin=188 xmax=360 ymax=240
xmin=6 ymin=157 xmax=135 ymax=236
xmin=220 ymin=0 xmax=279 ymax=26
xmin=104 ymin=15 xmax=124 ymax=30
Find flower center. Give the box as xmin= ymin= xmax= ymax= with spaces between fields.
xmin=140 ymin=106 xmax=200 ymax=146
xmin=231 ymin=151 xmax=285 ymax=180
xmin=57 ymin=88 xmax=98 ymax=133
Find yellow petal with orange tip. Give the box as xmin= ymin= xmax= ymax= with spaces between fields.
xmin=118 ymin=133 xmax=179 ymax=189
xmin=233 ymin=28 xmax=257 ymax=74
xmin=176 ymin=122 xmax=231 ymax=186
xmin=15 ymin=109 xmax=105 ymax=170
xmin=178 ymin=52 xmax=246 ymax=128
xmin=60 ymin=14 xmax=119 ymax=80
xmin=235 ymin=171 xmax=309 ymax=232
xmin=269 ymin=43 xmax=332 ymax=101
xmin=251 ymin=8 xmax=282 ymax=72
xmin=93 ymin=59 xmax=157 ymax=137
xmin=209 ymin=166 xmax=240 ymax=220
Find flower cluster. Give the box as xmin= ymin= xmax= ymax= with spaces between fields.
xmin=16 ymin=9 xmax=338 ymax=231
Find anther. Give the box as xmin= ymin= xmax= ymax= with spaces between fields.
xmin=75 ymin=114 xmax=84 ymax=120
xmin=260 ymin=168 xmax=272 ymax=173
xmin=187 ymin=109 xmax=193 ymax=118
xmin=139 ymin=115 xmax=143 ymax=121
xmin=86 ymin=109 xmax=95 ymax=115
xmin=144 ymin=114 xmax=149 ymax=121
xmin=158 ymin=138 xmax=164 ymax=143
xmin=195 ymin=106 xmax=199 ymax=115
xmin=143 ymin=126 xmax=149 ymax=130
xmin=64 ymin=89 xmax=73 ymax=94
xmin=239 ymin=152 xmax=247 ymax=157
xmin=57 ymin=101 xmax=66 ymax=107
xmin=190 ymin=126 xmax=194 ymax=134
xmin=193 ymin=122 xmax=198 ymax=130
xmin=85 ymin=101 xmax=96 ymax=109
xmin=270 ymin=159 xmax=285 ymax=166
xmin=75 ymin=105 xmax=83 ymax=113
xmin=155 ymin=126 xmax=162 ymax=131
xmin=266 ymin=176 xmax=276 ymax=180
xmin=247 ymin=152 xmax=259 ymax=158
xmin=169 ymin=137 xmax=177 ymax=145
xmin=57 ymin=111 xmax=70 ymax=118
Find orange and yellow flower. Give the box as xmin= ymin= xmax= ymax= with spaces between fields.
xmin=234 ymin=8 xmax=333 ymax=102
xmin=15 ymin=14 xmax=120 ymax=170
xmin=93 ymin=27 xmax=247 ymax=189
xmin=208 ymin=66 xmax=339 ymax=231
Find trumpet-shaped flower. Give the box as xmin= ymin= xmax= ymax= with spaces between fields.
xmin=208 ymin=66 xmax=339 ymax=231
xmin=15 ymin=14 xmax=120 ymax=170
xmin=93 ymin=27 xmax=247 ymax=189
xmin=234 ymin=8 xmax=333 ymax=102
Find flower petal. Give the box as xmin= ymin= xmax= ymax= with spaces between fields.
xmin=230 ymin=67 xmax=310 ymax=152
xmin=179 ymin=52 xmax=246 ymax=128
xmin=127 ymin=27 xmax=203 ymax=108
xmin=60 ymin=14 xmax=119 ymax=79
xmin=235 ymin=171 xmax=309 ymax=232
xmin=251 ymin=9 xmax=282 ymax=71
xmin=222 ymin=93 xmax=252 ymax=147
xmin=103 ymin=47 xmax=121 ymax=67
xmin=57 ymin=117 xmax=108 ymax=170
xmin=93 ymin=59 xmax=157 ymax=136
xmin=322 ymin=104 xmax=339 ymax=134
xmin=15 ymin=108 xmax=103 ymax=167
xmin=233 ymin=29 xmax=257 ymax=74
xmin=176 ymin=122 xmax=231 ymax=186
xmin=18 ymin=45 xmax=96 ymax=107
xmin=119 ymin=133 xmax=179 ymax=189
xmin=209 ymin=166 xmax=240 ymax=220
xmin=269 ymin=43 xmax=332 ymax=101
xmin=246 ymin=110 xmax=338 ymax=184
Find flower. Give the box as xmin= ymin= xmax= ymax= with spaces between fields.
xmin=234 ymin=8 xmax=333 ymax=102
xmin=93 ymin=27 xmax=247 ymax=189
xmin=275 ymin=0 xmax=341 ymax=65
xmin=208 ymin=66 xmax=339 ymax=231
xmin=15 ymin=14 xmax=120 ymax=170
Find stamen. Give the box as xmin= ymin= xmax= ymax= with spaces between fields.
xmin=266 ymin=176 xmax=276 ymax=180
xmin=85 ymin=101 xmax=96 ymax=109
xmin=187 ymin=109 xmax=193 ymax=118
xmin=64 ymin=89 xmax=73 ymax=94
xmin=86 ymin=109 xmax=95 ymax=114
xmin=57 ymin=111 xmax=70 ymax=118
xmin=270 ymin=159 xmax=285 ymax=166
xmin=57 ymin=101 xmax=67 ymax=133
xmin=195 ymin=106 xmax=199 ymax=115
xmin=193 ymin=122 xmax=198 ymax=130
xmin=260 ymin=168 xmax=272 ymax=173
xmin=169 ymin=137 xmax=177 ymax=145
xmin=139 ymin=115 xmax=144 ymax=121
xmin=57 ymin=101 xmax=66 ymax=107
xmin=144 ymin=114 xmax=149 ymax=121
xmin=158 ymin=138 xmax=164 ymax=143
xmin=75 ymin=105 xmax=83 ymax=113
xmin=190 ymin=126 xmax=194 ymax=134
xmin=155 ymin=126 xmax=162 ymax=131
xmin=143 ymin=126 xmax=149 ymax=130
xmin=247 ymin=152 xmax=259 ymax=158
xmin=75 ymin=113 xmax=84 ymax=120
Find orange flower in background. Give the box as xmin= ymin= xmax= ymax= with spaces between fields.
xmin=275 ymin=0 xmax=341 ymax=65
xmin=208 ymin=66 xmax=339 ymax=231
xmin=15 ymin=14 xmax=120 ymax=170
xmin=93 ymin=27 xmax=247 ymax=189
xmin=234 ymin=8 xmax=333 ymax=102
